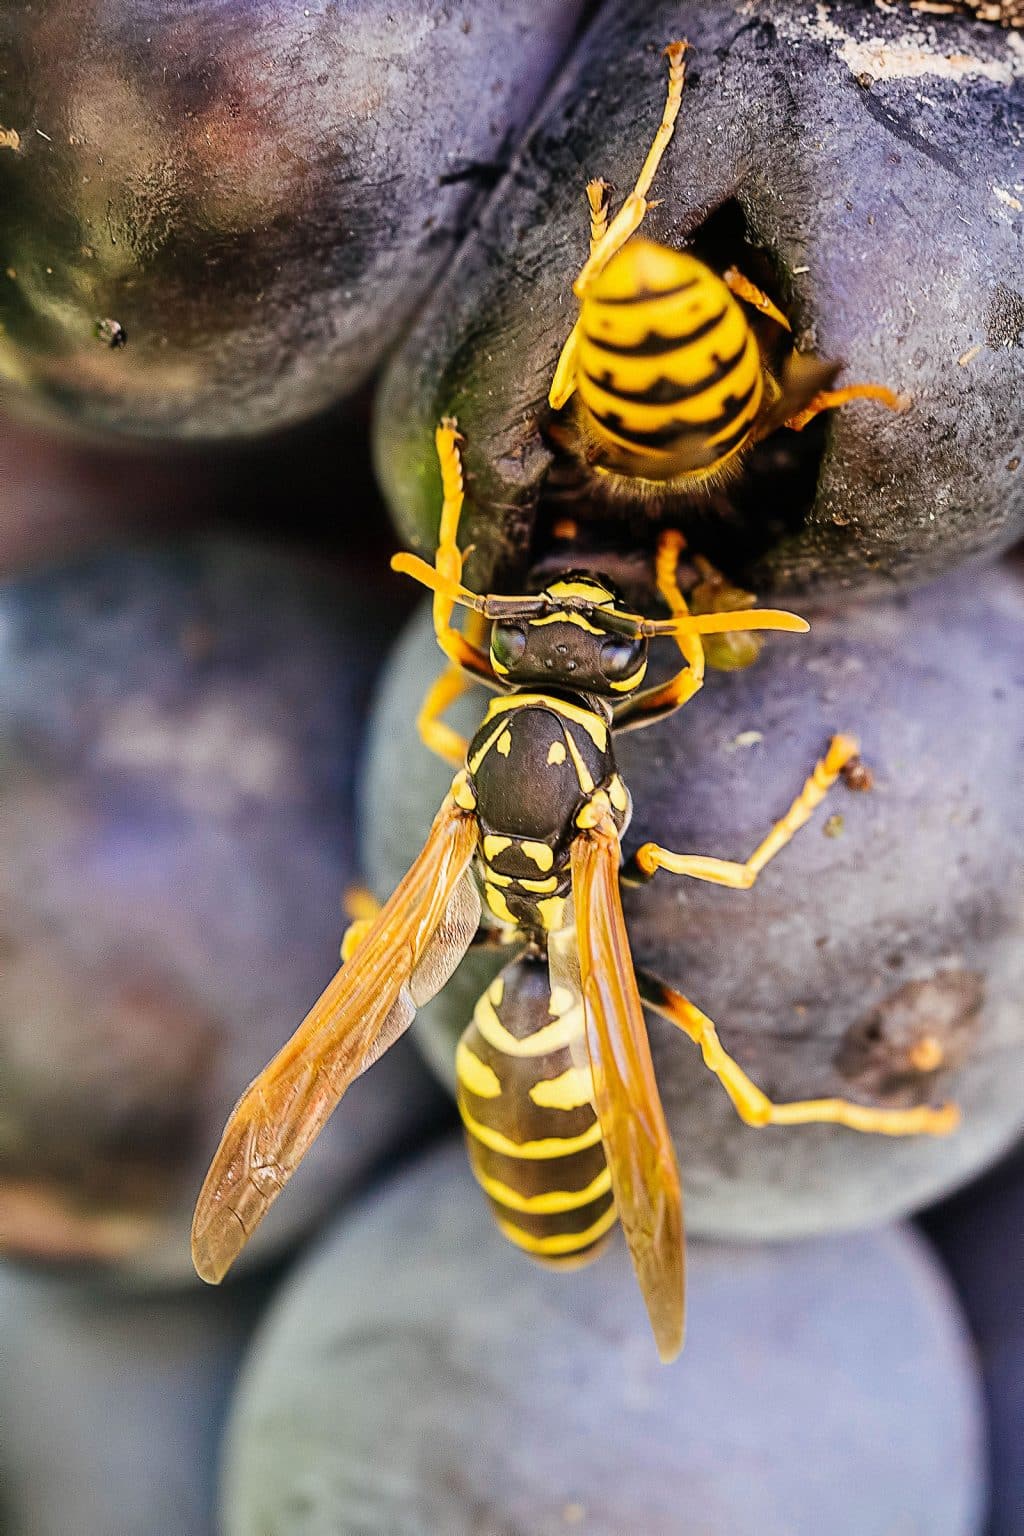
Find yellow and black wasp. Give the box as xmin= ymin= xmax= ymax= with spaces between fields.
xmin=191 ymin=422 xmax=956 ymax=1362
xmin=549 ymin=41 xmax=904 ymax=494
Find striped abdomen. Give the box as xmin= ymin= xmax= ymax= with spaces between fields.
xmin=456 ymin=951 xmax=616 ymax=1266
xmin=577 ymin=238 xmax=763 ymax=483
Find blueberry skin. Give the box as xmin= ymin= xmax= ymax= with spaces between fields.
xmin=361 ymin=562 xmax=1024 ymax=1237
xmin=0 ymin=540 xmax=447 ymax=1284
xmin=0 ymin=0 xmax=586 ymax=439
xmin=0 ymin=1260 xmax=275 ymax=1536
xmin=376 ymin=0 xmax=1024 ymax=603
xmin=222 ymin=1141 xmax=986 ymax=1536
xmin=921 ymin=1142 xmax=1024 ymax=1536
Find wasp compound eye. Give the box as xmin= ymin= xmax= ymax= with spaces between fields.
xmin=599 ymin=635 xmax=643 ymax=681
xmin=491 ymin=623 xmax=528 ymax=670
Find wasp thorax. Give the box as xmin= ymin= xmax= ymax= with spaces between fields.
xmin=488 ymin=575 xmax=648 ymax=695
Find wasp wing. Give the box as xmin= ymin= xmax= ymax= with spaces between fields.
xmin=566 ymin=819 xmax=685 ymax=1362
xmin=191 ymin=797 xmax=480 ymax=1284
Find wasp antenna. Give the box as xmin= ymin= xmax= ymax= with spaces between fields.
xmin=636 ymin=608 xmax=810 ymax=638
xmin=391 ymin=552 xmax=485 ymax=613
xmin=674 ymin=609 xmax=810 ymax=636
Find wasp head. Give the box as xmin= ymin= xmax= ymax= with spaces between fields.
xmin=488 ymin=572 xmax=649 ymax=696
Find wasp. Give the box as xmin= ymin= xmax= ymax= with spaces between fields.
xmin=191 ymin=422 xmax=957 ymax=1361
xmin=548 ymin=42 xmax=905 ymax=494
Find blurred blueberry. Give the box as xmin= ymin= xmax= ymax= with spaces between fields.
xmin=921 ymin=1140 xmax=1024 ymax=1536
xmin=223 ymin=1141 xmax=987 ymax=1536
xmin=0 ymin=0 xmax=587 ymax=438
xmin=0 ymin=538 xmax=448 ymax=1283
xmin=0 ymin=1259 xmax=276 ymax=1536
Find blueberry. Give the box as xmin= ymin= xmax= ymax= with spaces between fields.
xmin=222 ymin=1142 xmax=986 ymax=1536
xmin=0 ymin=539 xmax=447 ymax=1283
xmin=376 ymin=0 xmax=1024 ymax=601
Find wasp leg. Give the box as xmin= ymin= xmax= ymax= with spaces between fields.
xmin=429 ymin=420 xmax=498 ymax=685
xmin=578 ymin=40 xmax=689 ymax=292
xmin=613 ymin=529 xmax=705 ymax=732
xmin=630 ymin=735 xmax=860 ymax=882
xmin=722 ymin=266 xmax=791 ymax=332
xmin=418 ymin=670 xmax=469 ymax=767
xmin=636 ymin=973 xmax=960 ymax=1136
xmin=588 ymin=177 xmax=612 ymax=254
xmin=340 ymin=915 xmax=375 ymax=963
xmin=417 ymin=422 xmax=500 ymax=765
xmin=784 ymin=383 xmax=906 ymax=432
xmin=548 ymin=42 xmax=689 ymax=411
xmin=549 ymin=324 xmax=583 ymax=412
xmin=548 ymin=181 xmax=612 ymax=412
xmin=417 ymin=609 xmax=493 ymax=767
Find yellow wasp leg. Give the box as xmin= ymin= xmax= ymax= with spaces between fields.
xmin=340 ymin=916 xmax=375 ymax=963
xmin=577 ymin=38 xmax=690 ymax=293
xmin=637 ymin=976 xmax=960 ymax=1137
xmin=588 ymin=177 xmax=611 ymax=253
xmin=722 ymin=266 xmax=792 ymax=332
xmin=338 ymin=885 xmax=380 ymax=960
xmin=635 ymin=735 xmax=860 ymax=883
xmin=548 ymin=42 xmax=689 ymax=411
xmin=415 ymin=422 xmax=499 ymax=764
xmin=417 ymin=646 xmax=481 ymax=767
xmin=785 ymin=384 xmax=906 ymax=432
xmin=613 ymin=529 xmax=706 ymax=731
xmin=548 ymin=323 xmax=583 ymax=412
xmin=429 ymin=420 xmax=491 ymax=676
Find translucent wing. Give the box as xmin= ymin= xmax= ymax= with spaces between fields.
xmin=191 ymin=797 xmax=480 ymax=1283
xmin=568 ymin=819 xmax=685 ymax=1361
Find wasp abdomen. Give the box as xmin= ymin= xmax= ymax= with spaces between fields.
xmin=578 ymin=239 xmax=763 ymax=480
xmin=456 ymin=952 xmax=616 ymax=1267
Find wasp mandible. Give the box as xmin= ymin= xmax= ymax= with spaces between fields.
xmin=549 ymin=42 xmax=905 ymax=493
xmin=191 ymin=422 xmax=957 ymax=1361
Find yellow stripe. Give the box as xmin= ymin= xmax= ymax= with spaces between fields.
xmin=562 ymin=727 xmax=595 ymax=794
xmin=547 ymin=579 xmax=615 ymax=605
xmin=452 ymin=774 xmax=477 ymax=811
xmin=609 ymin=659 xmax=647 ymax=692
xmin=483 ymin=693 xmax=608 ymax=751
xmin=608 ymin=774 xmax=629 ymax=812
xmin=521 ymin=840 xmax=554 ymax=871
xmin=469 ymin=719 xmax=511 ymax=774
xmin=549 ymin=985 xmax=575 ymax=1016
xmin=484 ymin=884 xmax=516 ymax=924
xmin=455 ymin=1039 xmax=502 ymax=1099
xmin=460 ymin=1105 xmax=601 ymax=1159
xmin=476 ymin=1165 xmax=612 ymax=1215
xmin=495 ymin=1201 xmax=618 ymax=1255
xmin=530 ymin=611 xmax=606 ymax=635
xmin=516 ymin=876 xmax=559 ymax=893
xmin=483 ymin=834 xmax=512 ymax=859
xmin=530 ymin=1065 xmax=594 ymax=1111
xmin=537 ymin=895 xmax=567 ymax=932
xmin=473 ymin=994 xmax=584 ymax=1059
